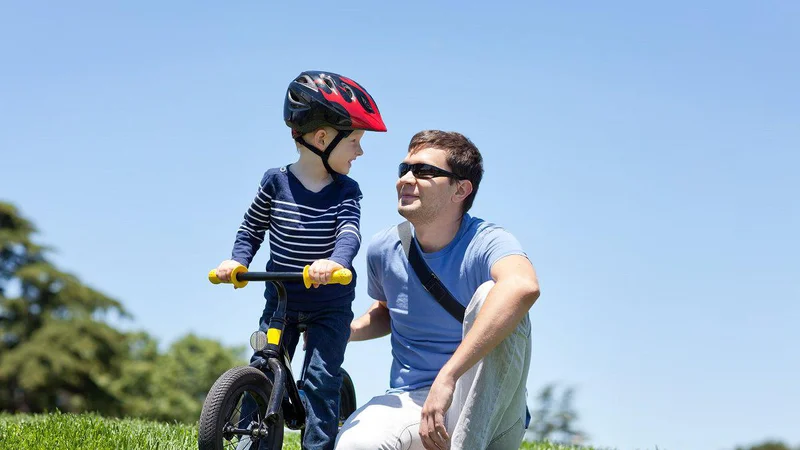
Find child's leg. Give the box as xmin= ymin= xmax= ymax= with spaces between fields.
xmin=297 ymin=304 xmax=354 ymax=450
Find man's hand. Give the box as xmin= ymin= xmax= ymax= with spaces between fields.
xmin=307 ymin=259 xmax=344 ymax=287
xmin=215 ymin=259 xmax=244 ymax=282
xmin=420 ymin=372 xmax=456 ymax=450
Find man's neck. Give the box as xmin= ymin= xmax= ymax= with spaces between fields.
xmin=413 ymin=213 xmax=464 ymax=253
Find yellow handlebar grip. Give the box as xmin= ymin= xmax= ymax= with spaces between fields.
xmin=330 ymin=269 xmax=353 ymax=285
xmin=208 ymin=270 xmax=222 ymax=284
xmin=208 ymin=266 xmax=249 ymax=289
xmin=230 ymin=265 xmax=248 ymax=289
xmin=302 ymin=266 xmax=353 ymax=288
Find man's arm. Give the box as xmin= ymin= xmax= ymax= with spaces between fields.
xmin=419 ymin=254 xmax=539 ymax=449
xmin=349 ymin=300 xmax=391 ymax=342
xmin=438 ymin=254 xmax=539 ymax=381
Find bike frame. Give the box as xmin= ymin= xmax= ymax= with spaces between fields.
xmin=246 ymin=273 xmax=307 ymax=430
xmin=208 ymin=266 xmax=352 ymax=441
xmin=225 ymin=272 xmax=307 ymax=438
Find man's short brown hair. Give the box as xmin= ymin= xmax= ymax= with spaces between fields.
xmin=408 ymin=130 xmax=484 ymax=214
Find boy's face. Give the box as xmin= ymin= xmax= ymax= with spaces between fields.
xmin=327 ymin=129 xmax=365 ymax=175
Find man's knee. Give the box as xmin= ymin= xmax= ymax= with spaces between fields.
xmin=465 ymin=280 xmax=494 ymax=324
xmin=334 ymin=428 xmax=378 ymax=450
xmin=336 ymin=421 xmax=412 ymax=450
xmin=465 ymin=280 xmax=531 ymax=344
xmin=335 ymin=401 xmax=382 ymax=450
xmin=335 ymin=394 xmax=423 ymax=450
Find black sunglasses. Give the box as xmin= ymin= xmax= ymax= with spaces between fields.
xmin=398 ymin=163 xmax=466 ymax=180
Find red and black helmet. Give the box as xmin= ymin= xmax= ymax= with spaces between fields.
xmin=284 ymin=70 xmax=387 ymax=135
xmin=285 ymin=71 xmax=387 ymax=177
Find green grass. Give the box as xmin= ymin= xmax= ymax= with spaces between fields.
xmin=0 ymin=413 xmax=597 ymax=449
xmin=520 ymin=443 xmax=601 ymax=450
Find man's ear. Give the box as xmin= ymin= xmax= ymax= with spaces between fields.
xmin=452 ymin=180 xmax=473 ymax=204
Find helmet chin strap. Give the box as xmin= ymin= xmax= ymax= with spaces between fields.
xmin=295 ymin=130 xmax=353 ymax=178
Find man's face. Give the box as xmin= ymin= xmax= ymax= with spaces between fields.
xmin=396 ymin=147 xmax=458 ymax=224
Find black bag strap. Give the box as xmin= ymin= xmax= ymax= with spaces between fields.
xmin=398 ymin=221 xmax=466 ymax=323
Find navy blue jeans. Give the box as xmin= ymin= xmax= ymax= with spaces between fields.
xmin=241 ymin=301 xmax=353 ymax=450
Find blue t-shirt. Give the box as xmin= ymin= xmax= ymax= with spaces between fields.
xmin=367 ymin=214 xmax=528 ymax=391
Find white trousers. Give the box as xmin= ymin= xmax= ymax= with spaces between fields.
xmin=335 ymin=281 xmax=532 ymax=450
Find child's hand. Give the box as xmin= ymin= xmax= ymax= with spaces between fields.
xmin=307 ymin=259 xmax=345 ymax=288
xmin=215 ymin=259 xmax=244 ymax=282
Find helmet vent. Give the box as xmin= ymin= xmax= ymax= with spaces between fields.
xmin=341 ymin=84 xmax=355 ymax=102
xmin=287 ymin=90 xmax=304 ymax=105
xmin=295 ymin=74 xmax=318 ymax=91
xmin=320 ymin=74 xmax=336 ymax=91
xmin=355 ymin=91 xmax=374 ymax=114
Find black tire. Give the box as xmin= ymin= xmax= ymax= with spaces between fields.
xmin=338 ymin=367 xmax=357 ymax=426
xmin=199 ymin=366 xmax=284 ymax=450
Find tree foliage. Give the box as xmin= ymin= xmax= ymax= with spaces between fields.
xmin=735 ymin=441 xmax=800 ymax=450
xmin=0 ymin=201 xmax=245 ymax=422
xmin=526 ymin=383 xmax=588 ymax=445
xmin=0 ymin=202 xmax=128 ymax=414
xmin=109 ymin=332 xmax=245 ymax=422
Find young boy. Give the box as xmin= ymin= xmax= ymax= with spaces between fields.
xmin=214 ymin=70 xmax=386 ymax=450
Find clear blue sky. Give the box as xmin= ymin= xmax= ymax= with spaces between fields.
xmin=2 ymin=2 xmax=797 ymax=449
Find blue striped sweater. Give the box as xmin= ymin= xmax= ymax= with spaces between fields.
xmin=231 ymin=165 xmax=362 ymax=309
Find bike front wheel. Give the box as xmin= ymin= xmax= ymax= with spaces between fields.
xmin=199 ymin=366 xmax=284 ymax=450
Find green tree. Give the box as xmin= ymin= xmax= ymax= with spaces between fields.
xmin=526 ymin=383 xmax=587 ymax=445
xmin=1 ymin=201 xmax=247 ymax=423
xmin=153 ymin=334 xmax=246 ymax=422
xmin=110 ymin=332 xmax=246 ymax=423
xmin=0 ymin=201 xmax=129 ymax=414
xmin=735 ymin=441 xmax=799 ymax=450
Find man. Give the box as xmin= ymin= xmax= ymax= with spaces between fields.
xmin=335 ymin=130 xmax=540 ymax=450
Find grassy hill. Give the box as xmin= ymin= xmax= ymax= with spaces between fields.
xmin=0 ymin=413 xmax=599 ymax=450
